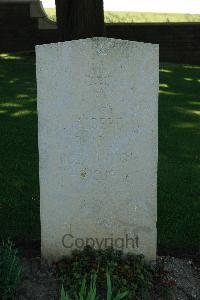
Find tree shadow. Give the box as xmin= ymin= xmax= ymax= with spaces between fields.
xmin=158 ymin=63 xmax=200 ymax=254
xmin=0 ymin=53 xmax=40 ymax=241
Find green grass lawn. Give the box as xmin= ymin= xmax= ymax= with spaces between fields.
xmin=45 ymin=8 xmax=200 ymax=23
xmin=0 ymin=53 xmax=199 ymax=255
xmin=0 ymin=53 xmax=40 ymax=240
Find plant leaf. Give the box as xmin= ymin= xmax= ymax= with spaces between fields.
xmin=114 ymin=291 xmax=129 ymax=300
xmin=106 ymin=271 xmax=112 ymax=300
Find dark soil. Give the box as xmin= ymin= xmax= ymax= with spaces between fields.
xmin=13 ymin=243 xmax=200 ymax=300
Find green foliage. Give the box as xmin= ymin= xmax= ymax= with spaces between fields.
xmin=61 ymin=285 xmax=69 ymax=300
xmin=56 ymin=246 xmax=173 ymax=299
xmin=106 ymin=271 xmax=129 ymax=300
xmin=60 ymin=270 xmax=129 ymax=300
xmin=0 ymin=239 xmax=22 ymax=299
xmin=60 ymin=273 xmax=97 ymax=300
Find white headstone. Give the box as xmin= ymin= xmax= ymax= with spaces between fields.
xmin=36 ymin=38 xmax=159 ymax=262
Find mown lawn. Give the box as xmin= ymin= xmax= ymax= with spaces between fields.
xmin=0 ymin=53 xmax=39 ymax=240
xmin=45 ymin=8 xmax=200 ymax=23
xmin=0 ymin=53 xmax=199 ymax=254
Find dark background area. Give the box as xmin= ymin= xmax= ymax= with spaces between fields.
xmin=0 ymin=2 xmax=200 ymax=64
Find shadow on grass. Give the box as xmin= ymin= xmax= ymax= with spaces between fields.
xmin=0 ymin=53 xmax=199 ymax=255
xmin=158 ymin=63 xmax=200 ymax=254
xmin=0 ymin=53 xmax=39 ymax=240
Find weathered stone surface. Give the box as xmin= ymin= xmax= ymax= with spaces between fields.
xmin=36 ymin=37 xmax=159 ymax=262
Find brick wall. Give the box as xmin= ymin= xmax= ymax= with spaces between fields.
xmin=0 ymin=2 xmax=200 ymax=64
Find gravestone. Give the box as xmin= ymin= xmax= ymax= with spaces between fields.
xmin=36 ymin=38 xmax=159 ymax=262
